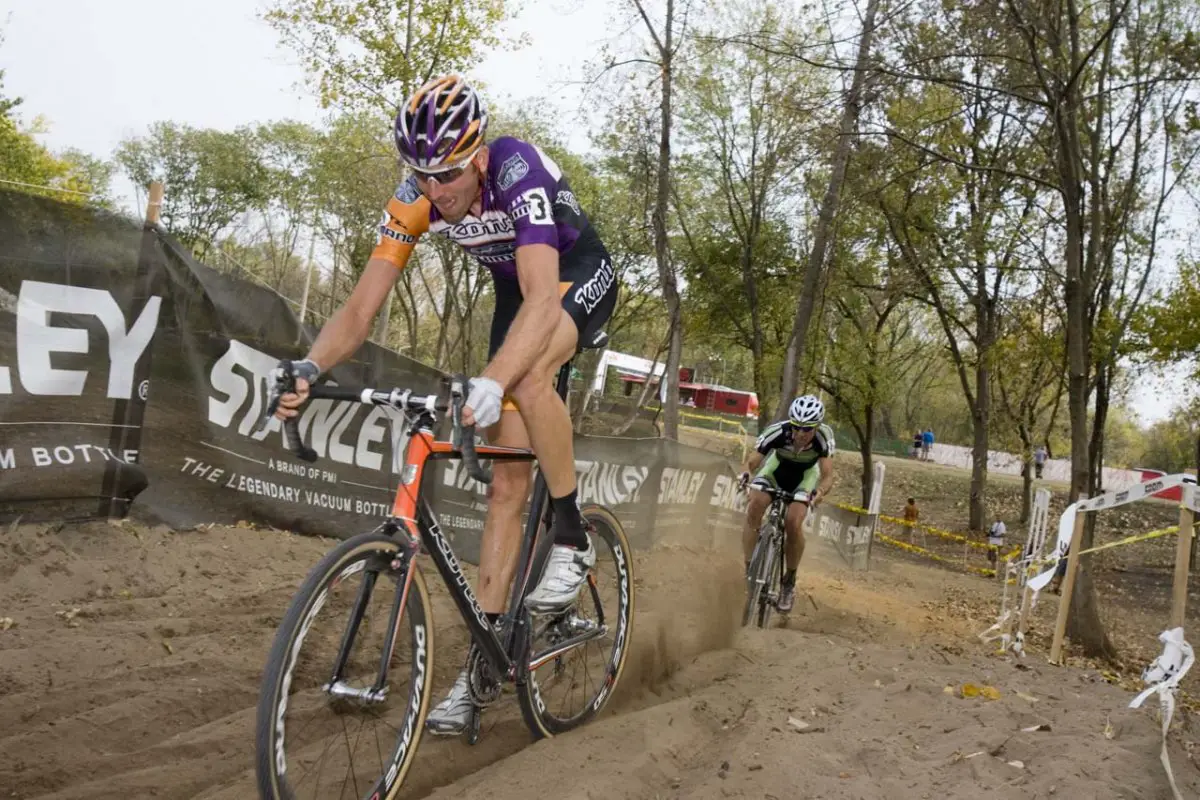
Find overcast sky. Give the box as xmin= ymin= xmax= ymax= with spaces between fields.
xmin=1 ymin=0 xmax=1190 ymax=426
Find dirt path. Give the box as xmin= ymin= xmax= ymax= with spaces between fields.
xmin=1 ymin=518 xmax=1196 ymax=799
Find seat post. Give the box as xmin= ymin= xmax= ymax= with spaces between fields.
xmin=555 ymin=357 xmax=573 ymax=402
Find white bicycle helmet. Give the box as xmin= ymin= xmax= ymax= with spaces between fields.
xmin=788 ymin=394 xmax=824 ymax=425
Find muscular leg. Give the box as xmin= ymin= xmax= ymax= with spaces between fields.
xmin=784 ymin=501 xmax=808 ymax=572
xmin=476 ymin=409 xmax=532 ymax=614
xmin=507 ymin=309 xmax=579 ymax=501
xmin=742 ymin=490 xmax=771 ymax=564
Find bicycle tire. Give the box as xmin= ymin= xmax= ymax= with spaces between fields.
xmin=757 ymin=532 xmax=782 ymax=629
xmin=742 ymin=527 xmax=771 ymax=627
xmin=516 ymin=504 xmax=635 ymax=738
xmin=255 ymin=532 xmax=435 ymax=800
xmin=755 ymin=533 xmax=779 ymax=629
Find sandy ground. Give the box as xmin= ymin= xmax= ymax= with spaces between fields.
xmin=1 ymin=515 xmax=1197 ymax=799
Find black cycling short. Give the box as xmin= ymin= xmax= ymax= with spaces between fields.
xmin=488 ymin=240 xmax=617 ymax=359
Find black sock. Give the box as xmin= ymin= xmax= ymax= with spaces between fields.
xmin=783 ymin=569 xmax=796 ymax=586
xmin=551 ymin=490 xmax=588 ymax=549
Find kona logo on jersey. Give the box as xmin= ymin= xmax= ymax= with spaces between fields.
xmin=573 ymin=258 xmax=614 ymax=314
xmin=1 ymin=280 xmax=161 ymax=399
xmin=497 ymin=152 xmax=529 ymax=190
xmin=441 ymin=215 xmax=513 ymax=241
xmin=556 ymin=189 xmax=582 ymax=216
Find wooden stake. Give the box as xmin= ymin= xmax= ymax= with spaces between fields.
xmin=146 ymin=181 xmax=164 ymax=226
xmin=1169 ymin=490 xmax=1195 ymax=629
xmin=1049 ymin=506 xmax=1087 ymax=665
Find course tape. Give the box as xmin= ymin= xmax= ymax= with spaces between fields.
xmin=875 ymin=532 xmax=1003 ymax=577
xmin=1023 ymin=525 xmax=1180 ymax=572
xmin=837 ymin=501 xmax=1021 ymax=554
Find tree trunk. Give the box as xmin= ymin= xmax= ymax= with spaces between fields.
xmin=1060 ymin=135 xmax=1116 ymax=660
xmin=860 ymin=404 xmax=875 ymax=509
xmin=643 ymin=0 xmax=682 ymax=440
xmin=612 ymin=333 xmax=669 ymax=437
xmin=969 ymin=351 xmax=990 ymax=531
xmin=776 ymin=0 xmax=879 ymax=414
xmin=1018 ymin=422 xmax=1033 ymax=524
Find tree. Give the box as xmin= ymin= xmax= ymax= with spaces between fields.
xmin=262 ymin=0 xmax=516 ymax=116
xmin=0 ymin=68 xmax=112 ymax=205
xmin=873 ymin=72 xmax=1041 ymax=531
xmin=992 ymin=283 xmax=1067 ymax=521
xmin=674 ymin=1 xmax=823 ymax=427
xmin=818 ymin=237 xmax=928 ymax=508
xmin=999 ymin=0 xmax=1200 ymax=657
xmin=115 ymin=122 xmax=269 ymax=259
xmin=774 ymin=0 xmax=882 ymax=419
xmin=619 ymin=0 xmax=693 ymax=440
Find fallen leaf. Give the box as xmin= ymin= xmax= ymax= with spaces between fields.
xmin=0 ymin=617 xmax=14 ymax=631
xmin=1016 ymin=691 xmax=1039 ymax=704
xmin=162 ymin=640 xmax=174 ymax=655
xmin=788 ymin=716 xmax=810 ymax=732
xmin=1103 ymin=716 xmax=1115 ymax=739
xmin=1007 ymin=760 xmax=1025 ymax=769
xmin=1022 ymin=724 xmax=1051 ymax=732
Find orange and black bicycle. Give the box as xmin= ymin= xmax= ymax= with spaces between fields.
xmin=254 ymin=357 xmax=634 ymax=800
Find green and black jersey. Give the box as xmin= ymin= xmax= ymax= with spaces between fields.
xmin=752 ymin=421 xmax=835 ymax=494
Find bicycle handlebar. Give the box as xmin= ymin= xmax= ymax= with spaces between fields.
xmin=264 ymin=361 xmax=493 ymax=485
xmin=748 ymin=481 xmax=814 ymax=506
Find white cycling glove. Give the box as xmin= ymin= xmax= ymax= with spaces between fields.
xmin=466 ymin=376 xmax=505 ymax=430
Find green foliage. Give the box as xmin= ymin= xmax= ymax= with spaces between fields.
xmin=0 ymin=69 xmax=112 ymax=205
xmin=1136 ymin=259 xmax=1200 ymax=379
xmin=261 ymin=0 xmax=519 ymax=115
xmin=115 ymin=122 xmax=270 ymax=257
xmin=1136 ymin=398 xmax=1200 ymax=472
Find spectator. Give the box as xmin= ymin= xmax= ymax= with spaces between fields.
xmin=921 ymin=428 xmax=935 ymax=461
xmin=1033 ymin=445 xmax=1047 ymax=479
xmin=911 ymin=430 xmax=923 ymax=458
xmin=987 ymin=517 xmax=1007 ymax=566
xmin=904 ymin=497 xmax=920 ymax=525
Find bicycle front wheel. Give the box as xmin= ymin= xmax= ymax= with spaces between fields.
xmin=255 ymin=532 xmax=435 ymax=800
xmin=742 ymin=523 xmax=775 ymax=627
xmin=517 ymin=504 xmax=635 ymax=738
xmin=756 ymin=534 xmax=782 ymax=629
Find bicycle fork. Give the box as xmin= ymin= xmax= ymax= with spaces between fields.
xmin=323 ymin=531 xmax=421 ymax=705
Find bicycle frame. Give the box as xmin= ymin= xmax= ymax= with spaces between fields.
xmin=324 ymin=362 xmax=581 ymax=696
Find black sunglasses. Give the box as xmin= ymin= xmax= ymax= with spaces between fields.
xmin=791 ymin=423 xmax=816 ymax=432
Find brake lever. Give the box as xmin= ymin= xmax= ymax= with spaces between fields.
xmin=449 ymin=375 xmax=493 ymax=485
xmin=268 ymin=359 xmax=318 ymax=463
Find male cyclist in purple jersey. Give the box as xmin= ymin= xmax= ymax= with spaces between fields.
xmin=272 ymin=74 xmax=618 ymax=735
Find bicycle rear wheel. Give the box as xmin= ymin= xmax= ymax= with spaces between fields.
xmin=255 ymin=532 xmax=435 ymax=800
xmin=517 ymin=504 xmax=635 ymax=737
